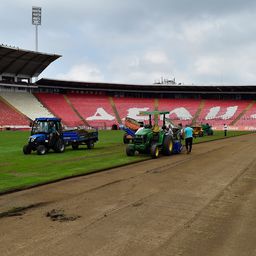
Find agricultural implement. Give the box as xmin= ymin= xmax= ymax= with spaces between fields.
xmin=120 ymin=117 xmax=143 ymax=144
xmin=126 ymin=111 xmax=183 ymax=158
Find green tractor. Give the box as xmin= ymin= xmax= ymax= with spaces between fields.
xmin=126 ymin=111 xmax=179 ymax=158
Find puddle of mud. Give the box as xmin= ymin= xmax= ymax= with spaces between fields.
xmin=46 ymin=209 xmax=81 ymax=222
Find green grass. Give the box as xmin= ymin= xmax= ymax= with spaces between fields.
xmin=0 ymin=129 xmax=252 ymax=193
xmin=192 ymin=130 xmax=251 ymax=144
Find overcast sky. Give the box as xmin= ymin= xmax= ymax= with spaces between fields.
xmin=1 ymin=0 xmax=256 ymax=85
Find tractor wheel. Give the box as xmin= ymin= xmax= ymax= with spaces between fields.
xmin=163 ymin=135 xmax=173 ymax=156
xmin=150 ymin=144 xmax=159 ymax=158
xmin=72 ymin=143 xmax=79 ymax=150
xmin=54 ymin=139 xmax=65 ymax=153
xmin=126 ymin=146 xmax=135 ymax=156
xmin=23 ymin=144 xmax=31 ymax=155
xmin=87 ymin=140 xmax=94 ymax=149
xmin=123 ymin=134 xmax=129 ymax=144
xmin=37 ymin=145 xmax=47 ymax=155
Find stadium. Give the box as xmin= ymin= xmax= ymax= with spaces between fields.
xmin=1 ymin=45 xmax=256 ymax=131
xmin=1 ymin=45 xmax=256 ymax=255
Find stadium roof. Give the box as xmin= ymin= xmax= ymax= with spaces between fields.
xmin=0 ymin=45 xmax=61 ymax=78
xmin=36 ymin=78 xmax=256 ymax=94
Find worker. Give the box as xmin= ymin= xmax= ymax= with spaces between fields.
xmin=224 ymin=123 xmax=228 ymax=136
xmin=183 ymin=124 xmax=194 ymax=154
xmin=49 ymin=121 xmax=58 ymax=146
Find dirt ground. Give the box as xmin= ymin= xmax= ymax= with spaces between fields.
xmin=1 ymin=134 xmax=256 ymax=256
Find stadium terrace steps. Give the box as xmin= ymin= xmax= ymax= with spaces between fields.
xmin=191 ymin=99 xmax=205 ymax=126
xmin=63 ymin=95 xmax=90 ymax=126
xmin=109 ymin=97 xmax=122 ymax=125
xmin=1 ymin=92 xmax=255 ymax=130
xmin=67 ymin=94 xmax=117 ymax=128
xmin=112 ymin=97 xmax=155 ymax=125
xmin=35 ymin=93 xmax=84 ymax=127
xmin=0 ymin=91 xmax=53 ymax=121
xmin=230 ymin=100 xmax=255 ymax=126
xmin=0 ymin=96 xmax=29 ymax=127
xmin=234 ymin=100 xmax=256 ymax=128
xmin=158 ymin=98 xmax=201 ymax=126
xmin=198 ymin=99 xmax=251 ymax=128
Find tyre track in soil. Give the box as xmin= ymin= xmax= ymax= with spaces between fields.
xmin=0 ymin=134 xmax=256 ymax=256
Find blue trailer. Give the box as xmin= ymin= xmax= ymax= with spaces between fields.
xmin=23 ymin=117 xmax=98 ymax=155
xmin=63 ymin=128 xmax=98 ymax=150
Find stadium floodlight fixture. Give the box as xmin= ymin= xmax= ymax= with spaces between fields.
xmin=32 ymin=6 xmax=41 ymax=52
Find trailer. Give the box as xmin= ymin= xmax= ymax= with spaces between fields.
xmin=63 ymin=128 xmax=98 ymax=150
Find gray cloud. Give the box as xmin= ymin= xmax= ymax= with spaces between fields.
xmin=1 ymin=0 xmax=256 ymax=84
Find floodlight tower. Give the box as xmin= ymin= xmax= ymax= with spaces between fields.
xmin=32 ymin=6 xmax=41 ymax=52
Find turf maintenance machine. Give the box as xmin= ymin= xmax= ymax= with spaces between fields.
xmin=120 ymin=117 xmax=144 ymax=144
xmin=23 ymin=117 xmax=98 ymax=155
xmin=126 ymin=111 xmax=183 ymax=158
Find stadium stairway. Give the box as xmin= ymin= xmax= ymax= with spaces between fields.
xmin=63 ymin=95 xmax=90 ymax=126
xmin=158 ymin=98 xmax=201 ymax=125
xmin=230 ymin=100 xmax=255 ymax=126
xmin=191 ymin=99 xmax=205 ymax=125
xmin=0 ymin=91 xmax=53 ymax=121
xmin=109 ymin=97 xmax=122 ymax=125
xmin=233 ymin=100 xmax=256 ymax=128
xmin=197 ymin=99 xmax=251 ymax=129
xmin=67 ymin=94 xmax=117 ymax=128
xmin=112 ymin=97 xmax=155 ymax=124
xmin=35 ymin=93 xmax=84 ymax=127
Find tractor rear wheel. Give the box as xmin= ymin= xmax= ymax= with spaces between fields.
xmin=87 ymin=140 xmax=94 ymax=149
xmin=54 ymin=139 xmax=65 ymax=153
xmin=23 ymin=144 xmax=31 ymax=155
xmin=163 ymin=135 xmax=173 ymax=155
xmin=37 ymin=145 xmax=47 ymax=155
xmin=150 ymin=144 xmax=159 ymax=158
xmin=72 ymin=142 xmax=79 ymax=150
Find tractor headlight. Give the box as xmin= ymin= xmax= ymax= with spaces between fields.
xmin=29 ymin=136 xmax=35 ymax=142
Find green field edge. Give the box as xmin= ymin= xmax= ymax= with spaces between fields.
xmin=0 ymin=157 xmax=151 ymax=196
xmin=0 ymin=131 xmax=253 ymax=196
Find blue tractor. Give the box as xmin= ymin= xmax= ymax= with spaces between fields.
xmin=23 ymin=117 xmax=66 ymax=155
xmin=23 ymin=117 xmax=99 ymax=155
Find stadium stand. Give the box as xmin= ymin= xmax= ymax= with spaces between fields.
xmin=0 ymin=45 xmax=256 ymax=131
xmin=234 ymin=100 xmax=256 ymax=129
xmin=35 ymin=93 xmax=84 ymax=127
xmin=197 ymin=99 xmax=251 ymax=128
xmin=0 ymin=96 xmax=29 ymax=128
xmin=0 ymin=91 xmax=53 ymax=121
xmin=67 ymin=94 xmax=116 ymax=128
xmin=158 ymin=98 xmax=201 ymax=125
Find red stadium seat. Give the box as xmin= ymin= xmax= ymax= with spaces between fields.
xmin=0 ymin=98 xmax=29 ymax=127
xmin=35 ymin=93 xmax=84 ymax=127
xmin=67 ymin=94 xmax=116 ymax=128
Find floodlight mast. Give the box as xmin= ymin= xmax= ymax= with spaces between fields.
xmin=32 ymin=6 xmax=41 ymax=52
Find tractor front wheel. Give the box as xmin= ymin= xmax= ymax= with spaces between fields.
xmin=37 ymin=145 xmax=47 ymax=155
xmin=126 ymin=146 xmax=135 ymax=156
xmin=23 ymin=144 xmax=31 ymax=155
xmin=150 ymin=144 xmax=159 ymax=158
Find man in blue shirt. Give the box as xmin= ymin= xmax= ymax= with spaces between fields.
xmin=183 ymin=124 xmax=194 ymax=154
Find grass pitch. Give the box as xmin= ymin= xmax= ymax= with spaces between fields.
xmin=0 ymin=129 xmax=251 ymax=193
